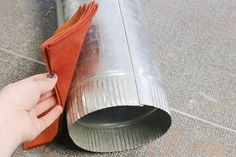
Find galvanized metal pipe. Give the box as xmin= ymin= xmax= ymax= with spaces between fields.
xmin=57 ymin=0 xmax=172 ymax=152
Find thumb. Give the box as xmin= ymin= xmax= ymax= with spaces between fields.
xmin=35 ymin=73 xmax=58 ymax=94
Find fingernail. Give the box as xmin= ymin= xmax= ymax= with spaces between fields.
xmin=47 ymin=73 xmax=57 ymax=79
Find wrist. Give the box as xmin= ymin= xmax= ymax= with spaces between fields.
xmin=0 ymin=133 xmax=20 ymax=157
xmin=0 ymin=122 xmax=21 ymax=157
xmin=0 ymin=100 xmax=21 ymax=157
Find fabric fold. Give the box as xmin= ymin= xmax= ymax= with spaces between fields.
xmin=23 ymin=1 xmax=98 ymax=149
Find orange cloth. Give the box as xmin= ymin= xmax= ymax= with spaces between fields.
xmin=23 ymin=1 xmax=98 ymax=149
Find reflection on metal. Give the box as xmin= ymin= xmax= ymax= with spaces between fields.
xmin=57 ymin=0 xmax=172 ymax=152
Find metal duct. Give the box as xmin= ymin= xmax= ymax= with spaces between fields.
xmin=57 ymin=0 xmax=172 ymax=152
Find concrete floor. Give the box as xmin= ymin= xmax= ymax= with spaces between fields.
xmin=0 ymin=0 xmax=235 ymax=156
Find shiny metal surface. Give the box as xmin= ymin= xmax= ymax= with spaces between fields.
xmin=57 ymin=0 xmax=172 ymax=152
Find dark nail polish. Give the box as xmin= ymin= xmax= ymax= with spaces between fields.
xmin=47 ymin=73 xmax=56 ymax=78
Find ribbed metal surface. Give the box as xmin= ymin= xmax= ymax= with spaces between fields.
xmin=67 ymin=76 xmax=170 ymax=125
xmin=57 ymin=0 xmax=172 ymax=152
xmin=67 ymin=76 xmax=140 ymax=124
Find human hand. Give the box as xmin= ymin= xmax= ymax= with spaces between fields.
xmin=0 ymin=73 xmax=63 ymax=157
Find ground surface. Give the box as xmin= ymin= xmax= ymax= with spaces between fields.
xmin=0 ymin=0 xmax=235 ymax=156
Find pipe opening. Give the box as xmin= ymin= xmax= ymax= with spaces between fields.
xmin=68 ymin=105 xmax=171 ymax=152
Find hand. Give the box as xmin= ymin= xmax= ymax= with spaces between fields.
xmin=0 ymin=73 xmax=63 ymax=157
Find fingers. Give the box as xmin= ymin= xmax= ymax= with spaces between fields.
xmin=37 ymin=105 xmax=63 ymax=132
xmin=39 ymin=91 xmax=55 ymax=102
xmin=30 ymin=96 xmax=57 ymax=117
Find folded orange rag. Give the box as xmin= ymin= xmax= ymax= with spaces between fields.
xmin=23 ymin=1 xmax=98 ymax=149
